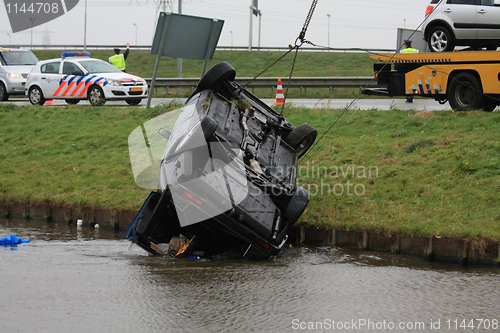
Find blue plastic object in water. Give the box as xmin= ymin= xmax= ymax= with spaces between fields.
xmin=0 ymin=235 xmax=30 ymax=245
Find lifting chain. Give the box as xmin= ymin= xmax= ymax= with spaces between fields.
xmin=243 ymin=0 xmax=319 ymax=102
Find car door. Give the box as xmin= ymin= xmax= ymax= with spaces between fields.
xmin=476 ymin=0 xmax=500 ymax=39
xmin=39 ymin=61 xmax=62 ymax=98
xmin=55 ymin=60 xmax=85 ymax=98
xmin=445 ymin=0 xmax=479 ymax=39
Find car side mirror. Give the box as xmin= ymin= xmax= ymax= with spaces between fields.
xmin=495 ymin=0 xmax=500 ymax=5
xmin=71 ymin=70 xmax=84 ymax=76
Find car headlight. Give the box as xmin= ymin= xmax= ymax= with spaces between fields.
xmin=7 ymin=73 xmax=22 ymax=79
xmin=107 ymin=79 xmax=122 ymax=86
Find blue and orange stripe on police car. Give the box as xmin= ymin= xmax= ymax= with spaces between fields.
xmin=52 ymin=74 xmax=107 ymax=98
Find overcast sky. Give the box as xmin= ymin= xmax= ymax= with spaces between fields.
xmin=1 ymin=0 xmax=432 ymax=50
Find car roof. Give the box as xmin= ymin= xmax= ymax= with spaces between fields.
xmin=0 ymin=48 xmax=33 ymax=52
xmin=37 ymin=57 xmax=105 ymax=64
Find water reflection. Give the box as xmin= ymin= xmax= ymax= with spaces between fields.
xmin=1 ymin=218 xmax=499 ymax=333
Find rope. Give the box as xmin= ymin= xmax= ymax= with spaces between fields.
xmin=243 ymin=48 xmax=294 ymax=88
xmin=281 ymin=46 xmax=300 ymax=116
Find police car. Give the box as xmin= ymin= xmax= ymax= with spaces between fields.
xmin=26 ymin=52 xmax=148 ymax=106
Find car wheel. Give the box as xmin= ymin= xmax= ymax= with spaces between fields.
xmin=88 ymin=85 xmax=105 ymax=106
xmin=29 ymin=86 xmax=46 ymax=105
xmin=0 ymin=82 xmax=9 ymax=101
xmin=448 ymin=72 xmax=483 ymax=111
xmin=195 ymin=61 xmax=236 ymax=94
xmin=428 ymin=26 xmax=455 ymax=52
xmin=125 ymin=99 xmax=142 ymax=105
xmin=284 ymin=123 xmax=317 ymax=158
xmin=480 ymin=95 xmax=498 ymax=112
xmin=282 ymin=186 xmax=310 ymax=224
xmin=65 ymin=99 xmax=80 ymax=105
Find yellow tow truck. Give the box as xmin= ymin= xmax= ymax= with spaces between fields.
xmin=365 ymin=51 xmax=500 ymax=111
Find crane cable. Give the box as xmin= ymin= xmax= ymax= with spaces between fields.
xmin=298 ymin=1 xmax=445 ymax=164
xmin=243 ymin=0 xmax=318 ymax=116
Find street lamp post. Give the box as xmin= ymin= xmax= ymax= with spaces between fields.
xmin=327 ymin=14 xmax=331 ymax=48
xmin=7 ymin=33 xmax=10 ymax=45
xmin=133 ymin=23 xmax=137 ymax=45
xmin=29 ymin=18 xmax=35 ymax=48
xmin=84 ymin=0 xmax=87 ymax=51
xmin=230 ymin=31 xmax=233 ymax=47
xmin=258 ymin=11 xmax=262 ymax=48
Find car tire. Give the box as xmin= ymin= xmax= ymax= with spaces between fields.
xmin=448 ymin=72 xmax=483 ymax=111
xmin=284 ymin=123 xmax=317 ymax=158
xmin=480 ymin=95 xmax=498 ymax=112
xmin=283 ymin=186 xmax=310 ymax=224
xmin=195 ymin=61 xmax=236 ymax=94
xmin=0 ymin=82 xmax=9 ymax=101
xmin=65 ymin=99 xmax=80 ymax=105
xmin=29 ymin=86 xmax=46 ymax=105
xmin=88 ymin=85 xmax=105 ymax=106
xmin=428 ymin=26 xmax=455 ymax=52
xmin=126 ymin=99 xmax=142 ymax=106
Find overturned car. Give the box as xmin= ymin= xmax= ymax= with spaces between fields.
xmin=126 ymin=62 xmax=317 ymax=259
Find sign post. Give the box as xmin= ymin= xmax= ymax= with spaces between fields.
xmin=146 ymin=12 xmax=224 ymax=109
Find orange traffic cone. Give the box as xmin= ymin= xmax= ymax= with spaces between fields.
xmin=272 ymin=78 xmax=285 ymax=105
xmin=44 ymin=100 xmax=54 ymax=105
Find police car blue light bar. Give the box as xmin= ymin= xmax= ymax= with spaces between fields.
xmin=61 ymin=52 xmax=91 ymax=58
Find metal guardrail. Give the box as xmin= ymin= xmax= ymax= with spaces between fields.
xmin=4 ymin=44 xmax=397 ymax=54
xmin=146 ymin=76 xmax=378 ymax=93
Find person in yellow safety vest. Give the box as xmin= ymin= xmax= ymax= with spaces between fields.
xmin=109 ymin=42 xmax=130 ymax=72
xmin=400 ymin=40 xmax=419 ymax=103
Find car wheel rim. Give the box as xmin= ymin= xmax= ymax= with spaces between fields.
xmin=455 ymin=82 xmax=474 ymax=107
xmin=431 ymin=31 xmax=447 ymax=52
xmin=89 ymin=89 xmax=101 ymax=105
xmin=30 ymin=89 xmax=40 ymax=104
xmin=296 ymin=136 xmax=314 ymax=157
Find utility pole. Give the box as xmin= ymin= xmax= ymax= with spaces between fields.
xmin=84 ymin=0 xmax=87 ymax=51
xmin=177 ymin=0 xmax=182 ymax=94
xmin=249 ymin=0 xmax=260 ymax=51
xmin=327 ymin=14 xmax=330 ymax=48
xmin=258 ymin=11 xmax=262 ymax=48
xmin=29 ymin=18 xmax=35 ymax=49
xmin=248 ymin=0 xmax=253 ymax=51
xmin=133 ymin=23 xmax=137 ymax=45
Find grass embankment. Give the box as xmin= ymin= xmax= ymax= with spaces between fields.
xmin=31 ymin=50 xmax=378 ymax=99
xmin=1 ymin=103 xmax=499 ymax=241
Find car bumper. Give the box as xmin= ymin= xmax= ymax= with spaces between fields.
xmin=6 ymin=79 xmax=27 ymax=95
xmin=104 ymin=85 xmax=148 ymax=99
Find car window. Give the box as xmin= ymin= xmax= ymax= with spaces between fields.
xmin=480 ymin=0 xmax=495 ymax=5
xmin=62 ymin=62 xmax=81 ymax=75
xmin=447 ymin=0 xmax=477 ymax=4
xmin=0 ymin=50 xmax=38 ymax=66
xmin=41 ymin=62 xmax=60 ymax=74
xmin=78 ymin=60 xmax=122 ymax=74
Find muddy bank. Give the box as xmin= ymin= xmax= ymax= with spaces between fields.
xmin=2 ymin=202 xmax=499 ymax=267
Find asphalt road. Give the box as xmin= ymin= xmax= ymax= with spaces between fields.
xmin=2 ymin=97 xmax=455 ymax=110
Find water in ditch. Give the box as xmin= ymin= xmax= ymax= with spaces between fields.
xmin=1 ymin=218 xmax=499 ymax=333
